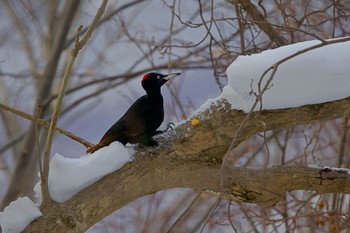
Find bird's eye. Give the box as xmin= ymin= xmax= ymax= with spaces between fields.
xmin=157 ymin=75 xmax=160 ymax=79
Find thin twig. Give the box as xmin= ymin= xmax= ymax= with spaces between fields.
xmin=0 ymin=133 xmax=25 ymax=155
xmin=166 ymin=193 xmax=202 ymax=233
xmin=34 ymin=106 xmax=44 ymax=183
xmin=198 ymin=198 xmax=221 ymax=233
xmin=41 ymin=0 xmax=109 ymax=206
xmin=227 ymin=202 xmax=238 ymax=233
xmin=0 ymin=102 xmax=93 ymax=149
xmin=234 ymin=0 xmax=245 ymax=54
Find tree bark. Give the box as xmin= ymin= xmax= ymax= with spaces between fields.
xmin=23 ymin=96 xmax=350 ymax=232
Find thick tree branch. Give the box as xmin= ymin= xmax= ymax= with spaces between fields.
xmin=24 ymin=95 xmax=350 ymax=232
xmin=224 ymin=166 xmax=350 ymax=207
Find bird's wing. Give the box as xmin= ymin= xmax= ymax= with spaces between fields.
xmin=86 ymin=120 xmax=128 ymax=154
xmin=86 ymin=95 xmax=163 ymax=154
xmin=122 ymin=96 xmax=163 ymax=136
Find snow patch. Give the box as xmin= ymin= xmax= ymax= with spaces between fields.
xmin=222 ymin=37 xmax=350 ymax=112
xmin=35 ymin=141 xmax=134 ymax=203
xmin=191 ymin=97 xmax=217 ymax=116
xmin=308 ymin=165 xmax=350 ymax=174
xmin=0 ymin=197 xmax=42 ymax=233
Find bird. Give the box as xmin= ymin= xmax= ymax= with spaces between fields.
xmin=86 ymin=72 xmax=181 ymax=154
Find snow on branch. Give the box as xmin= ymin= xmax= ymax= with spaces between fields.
xmin=23 ymin=94 xmax=350 ymax=232
xmin=8 ymin=37 xmax=350 ymax=232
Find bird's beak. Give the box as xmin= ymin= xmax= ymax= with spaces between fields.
xmin=163 ymin=72 xmax=181 ymax=81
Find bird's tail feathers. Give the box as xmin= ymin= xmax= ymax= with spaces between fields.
xmin=86 ymin=136 xmax=118 ymax=154
xmin=86 ymin=143 xmax=103 ymax=154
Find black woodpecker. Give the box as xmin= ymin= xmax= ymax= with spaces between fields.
xmin=86 ymin=72 xmax=181 ymax=154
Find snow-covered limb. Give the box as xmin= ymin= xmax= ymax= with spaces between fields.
xmin=223 ymin=37 xmax=350 ymax=112
xmin=22 ymin=38 xmax=350 ymax=232
xmin=35 ymin=142 xmax=134 ymax=203
xmin=0 ymin=197 xmax=42 ymax=233
xmin=307 ymin=165 xmax=350 ymax=174
xmin=24 ymin=94 xmax=350 ymax=232
xmin=0 ymin=143 xmax=133 ymax=233
xmin=191 ymin=37 xmax=350 ymax=116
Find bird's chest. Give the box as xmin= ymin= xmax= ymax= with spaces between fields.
xmin=131 ymin=96 xmax=164 ymax=129
xmin=126 ymin=95 xmax=165 ymax=132
xmin=144 ymin=102 xmax=164 ymax=127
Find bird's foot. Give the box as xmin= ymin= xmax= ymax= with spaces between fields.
xmin=153 ymin=122 xmax=175 ymax=136
xmin=138 ymin=138 xmax=159 ymax=147
xmin=147 ymin=139 xmax=159 ymax=146
xmin=166 ymin=122 xmax=175 ymax=131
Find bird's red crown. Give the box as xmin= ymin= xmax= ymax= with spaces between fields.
xmin=142 ymin=73 xmax=150 ymax=82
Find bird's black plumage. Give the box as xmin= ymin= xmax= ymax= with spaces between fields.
xmin=86 ymin=72 xmax=180 ymax=153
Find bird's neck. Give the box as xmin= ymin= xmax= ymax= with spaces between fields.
xmin=146 ymin=90 xmax=163 ymax=102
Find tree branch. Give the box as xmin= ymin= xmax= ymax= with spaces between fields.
xmin=41 ymin=0 xmax=109 ymax=206
xmin=0 ymin=102 xmax=92 ymax=149
xmin=24 ymin=95 xmax=350 ymax=232
xmin=235 ymin=0 xmax=288 ymax=46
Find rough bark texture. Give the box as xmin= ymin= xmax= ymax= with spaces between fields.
xmin=24 ymin=96 xmax=350 ymax=232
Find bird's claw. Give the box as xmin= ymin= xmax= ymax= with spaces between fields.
xmin=166 ymin=122 xmax=175 ymax=131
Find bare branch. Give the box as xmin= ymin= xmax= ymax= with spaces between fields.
xmin=0 ymin=102 xmax=92 ymax=149
xmin=41 ymin=0 xmax=109 ymax=206
xmin=234 ymin=0 xmax=288 ymax=46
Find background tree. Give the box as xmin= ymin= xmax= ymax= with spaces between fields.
xmin=0 ymin=0 xmax=349 ymax=232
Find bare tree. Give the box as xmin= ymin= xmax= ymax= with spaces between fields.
xmin=0 ymin=0 xmax=349 ymax=232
